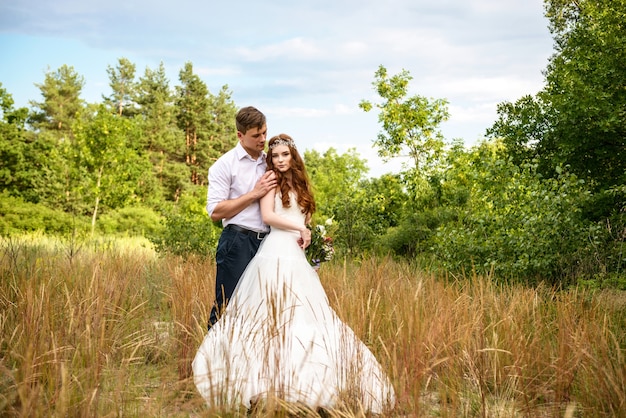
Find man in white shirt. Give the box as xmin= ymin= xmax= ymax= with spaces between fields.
xmin=206 ymin=106 xmax=277 ymax=328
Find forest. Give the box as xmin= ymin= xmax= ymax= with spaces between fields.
xmin=1 ymin=0 xmax=624 ymax=288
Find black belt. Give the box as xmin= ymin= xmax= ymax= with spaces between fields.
xmin=225 ymin=224 xmax=268 ymax=240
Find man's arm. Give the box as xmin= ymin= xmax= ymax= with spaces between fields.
xmin=209 ymin=170 xmax=277 ymax=222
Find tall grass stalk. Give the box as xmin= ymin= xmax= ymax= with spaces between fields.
xmin=1 ymin=236 xmax=624 ymax=417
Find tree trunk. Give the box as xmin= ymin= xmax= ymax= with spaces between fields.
xmin=91 ymin=166 xmax=103 ymax=236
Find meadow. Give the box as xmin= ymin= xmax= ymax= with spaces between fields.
xmin=0 ymin=235 xmax=624 ymax=417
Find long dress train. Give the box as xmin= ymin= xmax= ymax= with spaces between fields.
xmin=192 ymin=192 xmax=395 ymax=413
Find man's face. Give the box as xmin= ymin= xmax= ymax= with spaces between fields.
xmin=238 ymin=125 xmax=267 ymax=159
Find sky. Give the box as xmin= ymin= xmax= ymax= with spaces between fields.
xmin=0 ymin=0 xmax=555 ymax=177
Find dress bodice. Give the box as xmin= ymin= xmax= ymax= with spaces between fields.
xmin=272 ymin=191 xmax=305 ymax=229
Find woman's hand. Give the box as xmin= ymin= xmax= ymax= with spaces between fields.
xmin=298 ymin=227 xmax=312 ymax=249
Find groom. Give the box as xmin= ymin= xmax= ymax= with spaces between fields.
xmin=206 ymin=106 xmax=277 ymax=329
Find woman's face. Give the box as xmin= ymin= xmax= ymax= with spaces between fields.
xmin=271 ymin=144 xmax=292 ymax=172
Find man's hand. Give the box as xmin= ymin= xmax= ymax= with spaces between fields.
xmin=210 ymin=171 xmax=277 ymax=221
xmin=253 ymin=171 xmax=277 ymax=199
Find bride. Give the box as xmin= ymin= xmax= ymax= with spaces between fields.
xmin=192 ymin=134 xmax=395 ymax=414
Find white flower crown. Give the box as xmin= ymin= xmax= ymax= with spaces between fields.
xmin=269 ymin=138 xmax=296 ymax=150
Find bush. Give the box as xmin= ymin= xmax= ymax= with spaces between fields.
xmin=149 ymin=212 xmax=219 ymax=258
xmin=0 ymin=192 xmax=90 ymax=235
xmin=432 ymin=161 xmax=598 ymax=285
xmin=98 ymin=206 xmax=164 ymax=236
xmin=148 ymin=189 xmax=220 ymax=258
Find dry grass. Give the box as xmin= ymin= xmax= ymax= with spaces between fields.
xmin=1 ymin=235 xmax=624 ymax=417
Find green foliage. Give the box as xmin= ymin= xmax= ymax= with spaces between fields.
xmin=175 ymin=62 xmax=239 ymax=187
xmin=28 ymin=64 xmax=85 ymax=136
xmin=360 ymin=64 xmax=449 ymax=171
xmin=148 ymin=188 xmax=219 ymax=257
xmin=489 ymin=0 xmax=626 ymax=196
xmin=135 ymin=62 xmax=186 ymax=201
xmin=103 ymin=57 xmax=137 ymax=117
xmin=487 ymin=94 xmax=550 ymax=166
xmin=97 ymin=206 xmax=164 ymax=237
xmin=432 ymin=142 xmax=599 ymax=285
xmin=0 ymin=192 xmax=90 ymax=236
xmin=305 ymin=147 xmax=373 ymax=252
xmin=383 ymin=206 xmax=456 ymax=258
xmin=0 ymin=85 xmax=31 ymax=197
xmin=346 ymin=175 xmax=407 ymax=253
xmin=3 ymin=52 xmax=624 ymax=287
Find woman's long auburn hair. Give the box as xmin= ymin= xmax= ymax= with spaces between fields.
xmin=266 ymin=134 xmax=316 ymax=218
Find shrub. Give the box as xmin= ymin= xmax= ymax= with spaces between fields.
xmin=0 ymin=192 xmax=90 ymax=235
xmin=148 ymin=189 xmax=220 ymax=258
xmin=149 ymin=212 xmax=219 ymax=258
xmin=98 ymin=206 xmax=164 ymax=236
xmin=433 ymin=161 xmax=598 ymax=285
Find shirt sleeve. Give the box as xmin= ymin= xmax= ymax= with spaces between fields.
xmin=206 ymin=157 xmax=231 ymax=217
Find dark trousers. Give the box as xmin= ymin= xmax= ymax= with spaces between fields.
xmin=208 ymin=227 xmax=263 ymax=329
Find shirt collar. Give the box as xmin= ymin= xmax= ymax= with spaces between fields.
xmin=235 ymin=142 xmax=265 ymax=162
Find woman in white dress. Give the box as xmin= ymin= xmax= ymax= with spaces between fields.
xmin=192 ymin=134 xmax=395 ymax=414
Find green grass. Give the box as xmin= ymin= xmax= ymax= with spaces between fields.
xmin=1 ymin=235 xmax=624 ymax=417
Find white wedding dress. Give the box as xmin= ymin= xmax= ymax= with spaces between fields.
xmin=192 ymin=192 xmax=395 ymax=413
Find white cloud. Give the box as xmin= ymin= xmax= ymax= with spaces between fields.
xmin=0 ymin=0 xmax=554 ymax=179
xmin=194 ymin=66 xmax=242 ymax=77
xmin=236 ymin=37 xmax=325 ymax=62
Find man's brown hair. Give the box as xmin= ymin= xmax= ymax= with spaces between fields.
xmin=235 ymin=106 xmax=266 ymax=134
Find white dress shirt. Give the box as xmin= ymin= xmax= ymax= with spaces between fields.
xmin=206 ymin=143 xmax=269 ymax=232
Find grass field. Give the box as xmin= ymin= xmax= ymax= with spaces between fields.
xmin=1 ymin=235 xmax=624 ymax=417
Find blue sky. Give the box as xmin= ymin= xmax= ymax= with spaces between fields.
xmin=0 ymin=0 xmax=554 ymax=177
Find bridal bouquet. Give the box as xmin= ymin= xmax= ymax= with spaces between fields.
xmin=306 ymin=221 xmax=335 ymax=269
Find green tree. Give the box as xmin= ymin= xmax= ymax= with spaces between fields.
xmin=487 ymin=95 xmax=552 ymax=167
xmin=25 ymin=67 xmax=85 ymax=209
xmin=176 ymin=62 xmax=211 ymax=185
xmin=545 ymin=0 xmax=625 ymax=191
xmin=432 ymin=140 xmax=597 ymax=285
xmin=103 ymin=57 xmax=138 ymax=117
xmin=0 ymin=84 xmax=31 ymax=196
xmin=73 ymin=105 xmax=146 ymax=234
xmin=135 ymin=62 xmax=187 ymax=201
xmin=203 ymin=85 xmax=238 ymax=172
xmin=305 ymin=148 xmax=369 ymax=252
xmin=349 ymin=174 xmax=406 ymax=252
xmin=489 ymin=0 xmax=625 ymax=194
xmin=359 ymin=65 xmax=449 ymax=171
xmin=29 ymin=65 xmax=85 ymax=137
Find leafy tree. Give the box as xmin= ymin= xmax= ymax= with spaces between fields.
xmin=383 ymin=140 xmax=471 ymax=257
xmin=203 ymin=85 xmax=238 ymax=173
xmin=176 ymin=62 xmax=212 ymax=185
xmin=0 ymin=85 xmax=30 ymax=196
xmin=20 ymin=67 xmax=87 ymax=209
xmin=135 ymin=62 xmax=187 ymax=201
xmin=28 ymin=65 xmax=85 ymax=137
xmin=148 ymin=186 xmax=220 ymax=257
xmin=103 ymin=57 xmax=138 ymax=117
xmin=72 ymin=105 xmax=147 ymax=234
xmin=349 ymin=174 xmax=406 ymax=252
xmin=305 ymin=148 xmax=369 ymax=252
xmin=359 ymin=65 xmax=449 ymax=171
xmin=489 ymin=0 xmax=625 ymax=194
xmin=432 ymin=141 xmax=598 ymax=285
xmin=545 ymin=0 xmax=625 ymax=191
xmin=487 ymin=95 xmax=552 ymax=167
